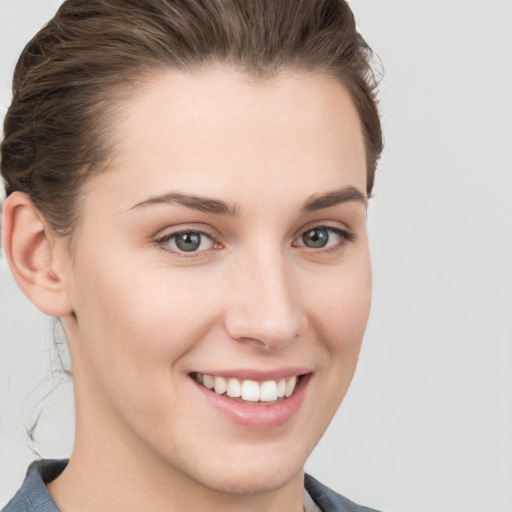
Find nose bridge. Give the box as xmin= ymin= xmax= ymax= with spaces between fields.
xmin=225 ymin=245 xmax=303 ymax=350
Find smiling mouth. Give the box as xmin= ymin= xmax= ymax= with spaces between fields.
xmin=190 ymin=372 xmax=303 ymax=404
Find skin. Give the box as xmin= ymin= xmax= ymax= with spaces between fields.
xmin=4 ymin=69 xmax=371 ymax=512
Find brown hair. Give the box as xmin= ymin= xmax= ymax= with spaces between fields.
xmin=1 ymin=0 xmax=383 ymax=236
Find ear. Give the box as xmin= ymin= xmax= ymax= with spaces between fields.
xmin=2 ymin=191 xmax=74 ymax=317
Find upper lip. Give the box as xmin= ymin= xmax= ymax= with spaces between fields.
xmin=191 ymin=367 xmax=312 ymax=382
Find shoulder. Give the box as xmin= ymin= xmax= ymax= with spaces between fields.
xmin=2 ymin=460 xmax=67 ymax=512
xmin=305 ymin=474 xmax=382 ymax=512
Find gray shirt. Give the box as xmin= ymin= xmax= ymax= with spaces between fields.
xmin=2 ymin=460 xmax=381 ymax=512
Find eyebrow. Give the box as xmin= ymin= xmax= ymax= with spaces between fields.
xmin=130 ymin=185 xmax=366 ymax=216
xmin=130 ymin=192 xmax=240 ymax=216
xmin=301 ymin=186 xmax=367 ymax=211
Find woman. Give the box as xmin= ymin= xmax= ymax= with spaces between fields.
xmin=1 ymin=0 xmax=383 ymax=511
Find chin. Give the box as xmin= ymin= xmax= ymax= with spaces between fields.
xmin=191 ymin=459 xmax=305 ymax=496
xmin=164 ymin=440 xmax=309 ymax=497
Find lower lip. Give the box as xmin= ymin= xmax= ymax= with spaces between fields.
xmin=192 ymin=374 xmax=311 ymax=430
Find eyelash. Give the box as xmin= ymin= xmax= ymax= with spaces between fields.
xmin=154 ymin=228 xmax=220 ymax=257
xmin=293 ymin=225 xmax=355 ymax=251
xmin=154 ymin=225 xmax=355 ymax=257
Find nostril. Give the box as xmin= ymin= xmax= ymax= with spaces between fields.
xmin=224 ymin=310 xmax=302 ymax=351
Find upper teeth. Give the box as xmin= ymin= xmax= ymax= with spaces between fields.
xmin=195 ymin=373 xmax=298 ymax=402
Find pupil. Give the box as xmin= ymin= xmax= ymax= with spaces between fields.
xmin=176 ymin=232 xmax=201 ymax=252
xmin=303 ymin=228 xmax=328 ymax=248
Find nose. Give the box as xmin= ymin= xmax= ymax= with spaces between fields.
xmin=223 ymin=249 xmax=305 ymax=351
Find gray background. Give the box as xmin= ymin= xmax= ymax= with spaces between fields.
xmin=1 ymin=1 xmax=511 ymax=511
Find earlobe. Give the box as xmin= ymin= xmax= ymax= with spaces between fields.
xmin=2 ymin=191 xmax=74 ymax=317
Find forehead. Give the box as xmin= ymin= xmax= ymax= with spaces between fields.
xmin=87 ymin=68 xmax=367 ymax=208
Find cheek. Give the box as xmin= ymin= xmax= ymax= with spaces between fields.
xmin=295 ymin=257 xmax=371 ymax=442
xmin=67 ymin=261 xmax=221 ymax=425
xmin=306 ymin=259 xmax=372 ymax=355
xmin=69 ymin=250 xmax=209 ymax=380
xmin=76 ymin=270 xmax=218 ymax=364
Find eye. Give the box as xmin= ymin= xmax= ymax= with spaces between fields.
xmin=157 ymin=230 xmax=216 ymax=254
xmin=294 ymin=226 xmax=354 ymax=250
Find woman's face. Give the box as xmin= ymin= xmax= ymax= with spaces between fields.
xmin=59 ymin=69 xmax=371 ymax=496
